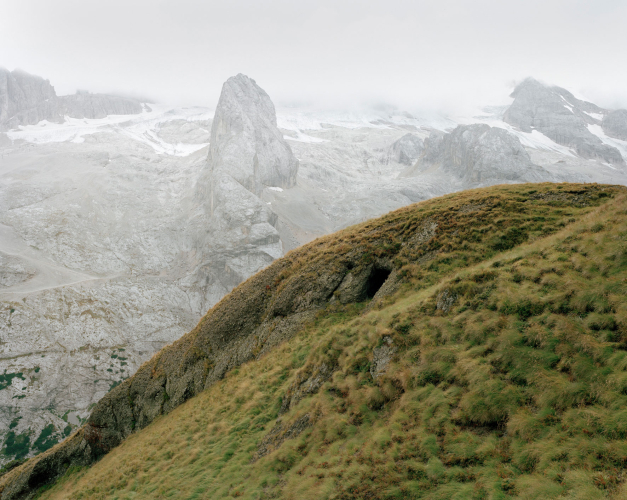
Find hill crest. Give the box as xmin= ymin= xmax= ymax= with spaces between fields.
xmin=1 ymin=182 xmax=625 ymax=499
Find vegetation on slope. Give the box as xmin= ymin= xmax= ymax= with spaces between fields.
xmin=13 ymin=183 xmax=627 ymax=499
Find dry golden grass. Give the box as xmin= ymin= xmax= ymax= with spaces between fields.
xmin=32 ymin=183 xmax=627 ymax=499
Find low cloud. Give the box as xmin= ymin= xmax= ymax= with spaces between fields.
xmin=1 ymin=0 xmax=626 ymax=111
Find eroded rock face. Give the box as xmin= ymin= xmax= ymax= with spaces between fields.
xmin=370 ymin=337 xmax=396 ymax=380
xmin=405 ymin=124 xmax=551 ymax=185
xmin=57 ymin=92 xmax=142 ymax=119
xmin=188 ymin=74 xmax=300 ymax=313
xmin=503 ymin=78 xmax=624 ymax=165
xmin=209 ymin=74 xmax=298 ymax=194
xmin=0 ymin=243 xmax=402 ymax=498
xmin=0 ymin=68 xmax=142 ymax=130
xmin=386 ymin=133 xmax=423 ymax=165
xmin=0 ymin=68 xmax=60 ymax=129
xmin=602 ymin=109 xmax=627 ymax=141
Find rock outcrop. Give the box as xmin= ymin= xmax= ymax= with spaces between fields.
xmin=0 ymin=68 xmax=59 ymax=129
xmin=57 ymin=92 xmax=142 ymax=120
xmin=208 ymin=73 xmax=298 ymax=194
xmin=403 ymin=124 xmax=551 ymax=185
xmin=385 ymin=133 xmax=423 ymax=165
xmin=1 ymin=183 xmax=617 ymax=499
xmin=602 ymin=109 xmax=627 ymax=141
xmin=188 ymin=74 xmax=299 ymax=313
xmin=503 ymin=78 xmax=624 ymax=165
xmin=0 ymin=68 xmax=142 ymax=130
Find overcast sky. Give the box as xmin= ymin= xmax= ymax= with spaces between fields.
xmin=1 ymin=0 xmax=626 ymax=112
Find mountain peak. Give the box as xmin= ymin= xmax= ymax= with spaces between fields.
xmin=209 ymin=73 xmax=298 ymax=193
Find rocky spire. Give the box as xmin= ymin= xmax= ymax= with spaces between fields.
xmin=208 ymin=74 xmax=298 ymax=195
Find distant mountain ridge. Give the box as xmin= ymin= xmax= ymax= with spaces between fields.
xmin=0 ymin=68 xmax=142 ymax=130
xmin=503 ymin=77 xmax=626 ymax=165
xmin=0 ymin=69 xmax=626 ymax=483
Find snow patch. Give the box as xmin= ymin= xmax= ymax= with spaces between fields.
xmin=284 ymin=132 xmax=328 ymax=143
xmin=454 ymin=113 xmax=576 ymax=157
xmin=587 ymin=124 xmax=627 ymax=162
xmin=559 ymin=95 xmax=574 ymax=113
xmin=6 ymin=105 xmax=212 ymax=157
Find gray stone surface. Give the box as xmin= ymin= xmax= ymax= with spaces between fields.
xmin=208 ymin=74 xmax=298 ymax=194
xmin=0 ymin=68 xmax=142 ymax=131
xmin=602 ymin=109 xmax=627 ymax=141
xmin=385 ymin=133 xmax=423 ymax=165
xmin=0 ymin=68 xmax=59 ymax=129
xmin=185 ymin=74 xmax=300 ymax=316
xmin=370 ymin=337 xmax=396 ymax=380
xmin=1 ymin=70 xmax=627 ymax=475
xmin=58 ymin=92 xmax=142 ymax=119
xmin=503 ymin=78 xmax=624 ymax=165
xmin=404 ymin=124 xmax=552 ymax=185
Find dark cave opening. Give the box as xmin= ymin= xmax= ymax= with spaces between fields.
xmin=366 ymin=267 xmax=391 ymax=299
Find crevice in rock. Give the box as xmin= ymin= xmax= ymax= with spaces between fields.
xmin=366 ymin=266 xmax=391 ymax=299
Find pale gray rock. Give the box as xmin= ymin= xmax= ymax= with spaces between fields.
xmin=371 ymin=337 xmax=396 ymax=380
xmin=0 ymin=68 xmax=60 ymax=130
xmin=404 ymin=124 xmax=552 ymax=185
xmin=503 ymin=78 xmax=624 ymax=165
xmin=186 ymin=74 xmax=301 ymax=313
xmin=208 ymin=74 xmax=298 ymax=194
xmin=156 ymin=118 xmax=212 ymax=144
xmin=0 ymin=68 xmax=142 ymax=131
xmin=436 ymin=289 xmax=456 ymax=313
xmin=602 ymin=109 xmax=627 ymax=141
xmin=58 ymin=92 xmax=142 ymax=119
xmin=383 ymin=133 xmax=423 ymax=165
xmin=0 ymin=253 xmax=36 ymax=288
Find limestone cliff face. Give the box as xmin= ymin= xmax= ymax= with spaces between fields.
xmin=503 ymin=78 xmax=624 ymax=165
xmin=209 ymin=74 xmax=298 ymax=194
xmin=602 ymin=109 xmax=627 ymax=141
xmin=386 ymin=133 xmax=423 ymax=166
xmin=0 ymin=68 xmax=142 ymax=130
xmin=188 ymin=74 xmax=299 ymax=313
xmin=0 ymin=68 xmax=60 ymax=129
xmin=57 ymin=92 xmax=142 ymax=119
xmin=404 ymin=124 xmax=551 ymax=185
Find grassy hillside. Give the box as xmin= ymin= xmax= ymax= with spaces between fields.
xmin=11 ymin=183 xmax=627 ymax=499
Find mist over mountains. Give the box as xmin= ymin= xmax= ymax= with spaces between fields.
xmin=0 ymin=66 xmax=626 ymax=469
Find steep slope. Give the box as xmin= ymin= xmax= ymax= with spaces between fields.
xmin=0 ymin=182 xmax=624 ymax=499
xmin=384 ymin=133 xmax=424 ymax=166
xmin=503 ymin=78 xmax=624 ymax=166
xmin=0 ymin=69 xmax=59 ymax=129
xmin=0 ymin=68 xmax=142 ymax=130
xmin=188 ymin=73 xmax=300 ymax=312
xmin=403 ymin=124 xmax=552 ymax=185
xmin=208 ymin=73 xmax=298 ymax=194
xmin=602 ymin=110 xmax=627 ymax=141
xmin=0 ymin=109 xmax=212 ymax=467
